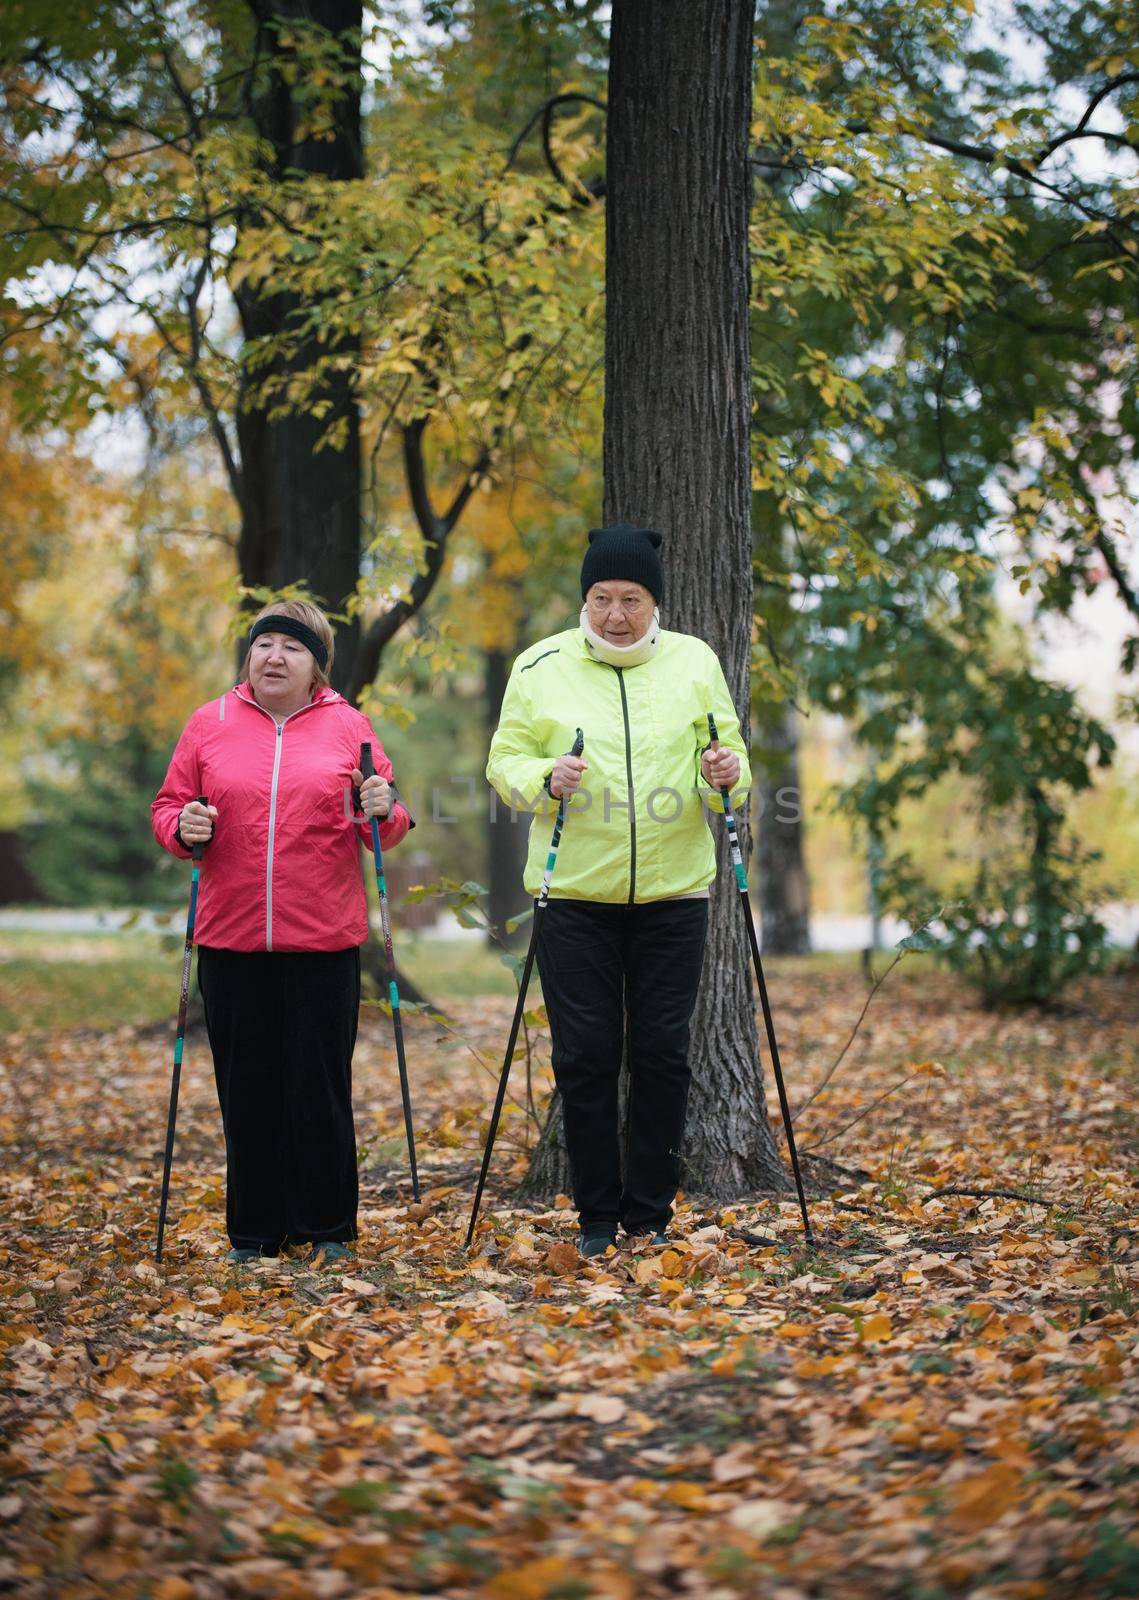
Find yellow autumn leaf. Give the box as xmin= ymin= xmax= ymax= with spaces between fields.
xmin=860 ymin=1313 xmax=893 ymax=1343
xmin=482 ymin=1556 xmax=575 ymax=1599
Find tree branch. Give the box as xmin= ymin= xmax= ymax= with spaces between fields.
xmin=1067 ymin=469 xmax=1139 ymax=623
xmin=348 ymin=419 xmax=492 ymax=703
xmin=845 ymin=120 xmax=1134 ymax=248
xmin=1094 ymin=529 xmax=1139 ymax=623
xmin=917 ymin=1184 xmax=1049 ymax=1206
xmin=792 ymin=950 xmax=905 ymax=1122
xmin=505 ymin=92 xmax=607 ymax=202
xmin=1038 ymin=73 xmax=1139 ymax=161
xmin=182 ymin=258 xmax=244 ymax=506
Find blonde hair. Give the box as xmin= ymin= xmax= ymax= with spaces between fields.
xmin=240 ymin=599 xmax=335 ymax=690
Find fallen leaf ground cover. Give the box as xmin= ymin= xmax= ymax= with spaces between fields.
xmin=1 ymin=956 xmax=1137 ymax=1599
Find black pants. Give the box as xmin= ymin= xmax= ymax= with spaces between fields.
xmin=535 ymin=898 xmax=709 ymax=1236
xmin=197 ymin=946 xmax=361 ymax=1252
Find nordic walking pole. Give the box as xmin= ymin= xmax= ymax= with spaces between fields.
xmin=360 ymin=741 xmax=421 ymax=1203
xmin=465 ymin=728 xmax=585 ymax=1252
xmin=156 ymin=795 xmax=209 ymax=1264
xmin=707 ymin=714 xmax=814 ymax=1247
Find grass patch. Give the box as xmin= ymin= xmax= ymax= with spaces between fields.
xmin=0 ymin=946 xmax=177 ymax=1031
xmin=0 ymin=924 xmax=523 ymax=1029
xmin=395 ymin=934 xmax=521 ymax=1001
xmin=0 ymin=919 xmax=983 ymax=1030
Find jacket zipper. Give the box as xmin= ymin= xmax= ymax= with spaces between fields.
xmin=265 ymin=722 xmax=285 ymax=950
xmin=240 ymin=694 xmax=328 ymax=952
xmin=612 ymin=667 xmax=636 ymax=905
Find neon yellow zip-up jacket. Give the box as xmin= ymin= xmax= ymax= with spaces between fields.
xmin=487 ymin=626 xmax=752 ymax=904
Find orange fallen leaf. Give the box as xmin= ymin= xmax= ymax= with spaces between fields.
xmin=946 ymin=1464 xmax=1024 ymax=1530
xmin=543 ymin=1242 xmax=581 ymax=1275
xmin=662 ymin=1480 xmax=708 ymax=1510
xmin=482 ymin=1556 xmax=575 ymax=1599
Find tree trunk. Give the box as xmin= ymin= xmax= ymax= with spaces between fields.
xmin=485 ymin=649 xmax=531 ymax=950
xmin=757 ymin=703 xmax=812 ymax=954
xmin=233 ymin=0 xmax=363 ymax=696
xmin=517 ymin=1088 xmax=572 ymax=1201
xmin=526 ymin=0 xmax=785 ymax=1201
xmin=753 ymin=1 xmax=814 ymax=959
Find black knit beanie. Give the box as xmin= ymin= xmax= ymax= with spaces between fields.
xmin=580 ymin=523 xmax=664 ymax=603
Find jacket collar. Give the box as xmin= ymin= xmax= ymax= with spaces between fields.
xmin=233 ymin=682 xmax=339 ymax=711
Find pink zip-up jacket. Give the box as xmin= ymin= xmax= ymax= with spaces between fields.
xmin=152 ymin=684 xmax=411 ymax=952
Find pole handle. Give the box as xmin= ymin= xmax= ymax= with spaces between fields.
xmin=570 ymin=727 xmax=584 ymax=758
xmin=191 ymin=794 xmax=209 ymax=862
xmin=706 ymin=712 xmax=720 ymax=750
xmin=359 ymin=741 xmax=375 ymax=781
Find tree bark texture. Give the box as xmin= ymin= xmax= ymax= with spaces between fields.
xmin=526 ymin=0 xmax=785 ymax=1201
xmin=757 ymin=704 xmax=812 ymax=954
xmin=234 ymin=0 xmax=363 ymax=695
xmin=485 ymin=649 xmax=531 ymax=950
xmin=752 ymin=0 xmax=815 ymax=957
xmin=604 ymin=0 xmax=782 ymax=1196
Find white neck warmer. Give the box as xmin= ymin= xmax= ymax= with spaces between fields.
xmin=579 ymin=604 xmax=661 ymax=668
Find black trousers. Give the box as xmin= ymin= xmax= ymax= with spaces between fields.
xmin=197 ymin=946 xmax=361 ymax=1251
xmin=535 ymin=897 xmax=709 ymax=1235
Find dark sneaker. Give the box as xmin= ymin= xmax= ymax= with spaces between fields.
xmin=227 ymin=1247 xmax=261 ymax=1264
xmin=580 ymin=1230 xmax=617 ymax=1259
xmin=313 ymin=1241 xmax=354 ymax=1264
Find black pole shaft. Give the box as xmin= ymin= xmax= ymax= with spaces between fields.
xmin=738 ymin=883 xmax=814 ymax=1246
xmin=464 ymin=921 xmax=541 ymax=1251
xmin=156 ymin=794 xmax=208 ymax=1264
xmin=360 ymin=743 xmax=420 ymax=1202
xmin=465 ymin=729 xmax=584 ymax=1252
xmin=707 ymin=716 xmax=814 ymax=1246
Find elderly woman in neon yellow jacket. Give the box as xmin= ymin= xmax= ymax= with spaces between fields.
xmin=487 ymin=524 xmax=750 ymax=1256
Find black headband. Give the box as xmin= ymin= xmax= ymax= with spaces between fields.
xmin=248 ymin=615 xmax=329 ymax=671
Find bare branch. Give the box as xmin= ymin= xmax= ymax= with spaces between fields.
xmin=1039 ymin=73 xmax=1139 ymax=160
xmin=792 ymin=950 xmax=905 ymax=1122
xmin=917 ymin=1184 xmax=1049 ymax=1206
xmin=504 ymin=92 xmax=607 ymax=202
xmin=348 ymin=419 xmax=492 ymax=702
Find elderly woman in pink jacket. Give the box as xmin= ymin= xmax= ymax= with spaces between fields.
xmin=152 ymin=600 xmax=412 ymax=1264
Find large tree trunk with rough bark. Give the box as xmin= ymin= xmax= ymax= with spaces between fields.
xmin=233 ymin=0 xmax=363 ymax=696
xmin=752 ymin=0 xmax=814 ymax=957
xmin=525 ymin=0 xmax=785 ymax=1201
xmin=757 ymin=704 xmax=812 ymax=954
xmin=486 ymin=649 xmax=531 ymax=949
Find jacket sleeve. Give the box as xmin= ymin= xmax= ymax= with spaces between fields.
xmin=695 ymin=655 xmax=752 ymax=814
xmin=152 ymin=716 xmax=202 ymax=859
xmin=486 ymin=659 xmax=556 ymax=815
xmin=355 ymin=720 xmax=411 ymax=853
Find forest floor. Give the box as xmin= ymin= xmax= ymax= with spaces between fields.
xmin=1 ymin=951 xmax=1137 ymax=1599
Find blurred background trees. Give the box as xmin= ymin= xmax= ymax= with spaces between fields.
xmin=1 ymin=0 xmax=1136 ymax=1009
